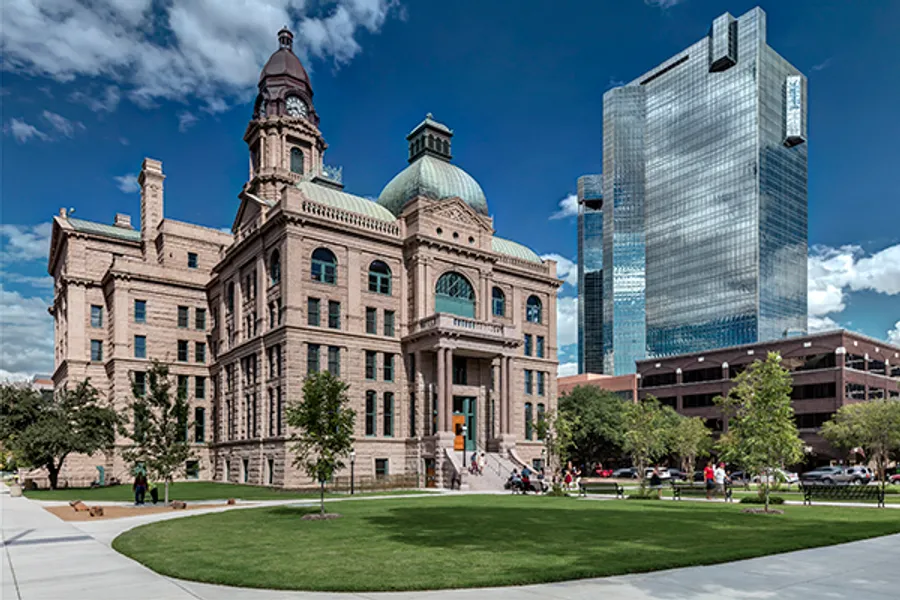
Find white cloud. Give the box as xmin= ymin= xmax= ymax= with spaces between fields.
xmin=557 ymin=362 xmax=578 ymax=377
xmin=42 ymin=110 xmax=84 ymax=137
xmin=114 ymin=174 xmax=140 ymax=194
xmin=0 ymin=223 xmax=53 ymax=263
xmin=557 ymin=295 xmax=578 ymax=348
xmin=541 ymin=254 xmax=578 ymax=287
xmin=888 ymin=321 xmax=900 ymax=346
xmin=549 ymin=193 xmax=578 ymax=220
xmin=0 ymin=0 xmax=399 ymax=112
xmin=811 ymin=58 xmax=832 ymax=72
xmin=645 ymin=0 xmax=683 ymax=8
xmin=808 ymin=315 xmax=841 ymax=333
xmin=70 ymin=85 xmax=121 ymax=113
xmin=808 ymin=243 xmax=900 ymax=317
xmin=0 ymin=285 xmax=55 ymax=380
xmin=177 ymin=111 xmax=198 ymax=133
xmin=5 ymin=118 xmax=49 ymax=143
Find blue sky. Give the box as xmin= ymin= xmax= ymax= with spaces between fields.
xmin=1 ymin=0 xmax=898 ymax=379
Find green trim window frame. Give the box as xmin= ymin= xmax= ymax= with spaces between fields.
xmin=383 ymin=353 xmax=394 ymax=382
xmin=187 ymin=252 xmax=198 ymax=269
xmin=383 ymin=392 xmax=394 ymax=437
xmin=435 ymin=271 xmax=475 ymax=318
xmin=311 ymin=248 xmax=337 ymax=284
xmin=492 ymin=286 xmax=505 ymax=317
xmin=526 ymin=295 xmax=542 ymax=323
xmin=365 ymin=307 xmax=377 ymax=334
xmin=525 ymin=402 xmax=533 ymax=440
xmin=368 ymin=260 xmax=392 ymax=295
xmin=195 ymin=308 xmax=206 ymax=330
xmin=134 ymin=299 xmax=146 ymax=323
xmin=92 ymin=339 xmax=105 ymax=361
xmin=91 ymin=305 xmax=103 ymax=328
xmin=133 ymin=371 xmax=146 ymax=397
xmin=177 ymin=340 xmax=189 ymax=362
xmin=134 ymin=335 xmax=146 ymax=359
xmin=525 ymin=369 xmax=533 ymax=395
xmin=194 ymin=407 xmax=206 ymax=443
xmin=177 ymin=375 xmax=189 ymax=399
xmin=328 ymin=300 xmax=341 ymax=329
xmin=195 ymin=376 xmax=205 ymax=399
xmin=384 ymin=310 xmax=395 ymax=337
xmin=269 ymin=249 xmax=281 ymax=285
xmin=195 ymin=342 xmax=206 ymax=363
xmin=290 ymin=147 xmax=304 ymax=174
xmin=177 ymin=306 xmax=189 ymax=328
xmin=537 ymin=403 xmax=546 ymax=440
xmin=375 ymin=458 xmax=389 ymax=478
xmin=524 ymin=334 xmax=533 ymax=356
xmin=452 ymin=356 xmax=467 ymax=385
xmin=307 ymin=297 xmax=320 ymax=326
xmin=365 ymin=390 xmax=377 ymax=436
xmin=536 ymin=336 xmax=545 ymax=358
xmin=307 ymin=344 xmax=320 ymax=374
xmin=186 ymin=460 xmax=200 ymax=479
xmin=365 ymin=351 xmax=377 ymax=380
xmin=327 ymin=346 xmax=340 ymax=376
xmin=537 ymin=371 xmax=545 ymax=396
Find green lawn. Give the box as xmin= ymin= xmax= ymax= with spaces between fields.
xmin=25 ymin=481 xmax=427 ymax=502
xmin=112 ymin=494 xmax=900 ymax=592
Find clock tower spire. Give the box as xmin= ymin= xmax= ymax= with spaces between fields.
xmin=243 ymin=27 xmax=327 ymax=202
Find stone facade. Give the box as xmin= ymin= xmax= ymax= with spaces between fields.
xmin=45 ymin=29 xmax=560 ymax=489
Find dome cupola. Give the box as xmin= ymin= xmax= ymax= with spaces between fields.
xmin=254 ymin=27 xmax=318 ymax=125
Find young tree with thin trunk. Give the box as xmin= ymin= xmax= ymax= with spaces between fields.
xmin=120 ymin=361 xmax=193 ymax=504
xmin=286 ymin=372 xmax=355 ymax=515
xmin=715 ymin=352 xmax=804 ymax=512
xmin=0 ymin=380 xmax=118 ymax=489
xmin=670 ymin=415 xmax=713 ymax=477
xmin=535 ymin=408 xmax=575 ymax=478
xmin=821 ymin=399 xmax=900 ymax=492
xmin=622 ymin=397 xmax=671 ymax=491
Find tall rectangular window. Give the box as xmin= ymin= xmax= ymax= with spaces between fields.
xmin=194 ymin=407 xmax=206 ymax=443
xmin=307 ymin=297 xmax=320 ymax=326
xmin=383 ymin=392 xmax=394 ymax=437
xmin=134 ymin=335 xmax=146 ymax=359
xmin=133 ymin=371 xmax=146 ymax=397
xmin=409 ymin=391 xmax=417 ymax=437
xmin=134 ymin=299 xmax=146 ymax=323
xmin=177 ymin=306 xmax=189 ymax=328
xmin=536 ymin=336 xmax=545 ymax=358
xmin=276 ymin=387 xmax=283 ymax=435
xmin=383 ymin=353 xmax=394 ymax=382
xmin=195 ymin=376 xmax=205 ymax=399
xmin=365 ymin=390 xmax=377 ymax=436
xmin=537 ymin=403 xmax=546 ymax=440
xmin=307 ymin=344 xmax=320 ymax=374
xmin=90 ymin=305 xmax=103 ymax=328
xmin=91 ymin=340 xmax=103 ymax=361
xmin=366 ymin=307 xmax=377 ymax=334
xmin=384 ymin=310 xmax=395 ymax=337
xmin=177 ymin=375 xmax=189 ymax=398
xmin=365 ymin=351 xmax=377 ymax=380
xmin=327 ymin=346 xmax=340 ymax=376
xmin=195 ymin=342 xmax=206 ymax=363
xmin=328 ymin=301 xmax=341 ymax=329
xmin=195 ymin=308 xmax=206 ymax=330
xmin=537 ymin=371 xmax=545 ymax=396
xmin=375 ymin=458 xmax=388 ymax=478
xmin=268 ymin=389 xmax=275 ymax=436
xmin=177 ymin=340 xmax=189 ymax=362
xmin=187 ymin=252 xmax=198 ymax=268
xmin=452 ymin=356 xmax=467 ymax=385
xmin=525 ymin=369 xmax=533 ymax=395
xmin=524 ymin=334 xmax=532 ymax=356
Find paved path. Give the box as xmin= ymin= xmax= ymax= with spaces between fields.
xmin=3 ymin=485 xmax=900 ymax=599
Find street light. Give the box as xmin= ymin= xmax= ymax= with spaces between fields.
xmin=350 ymin=451 xmax=356 ymax=495
xmin=461 ymin=424 xmax=468 ymax=469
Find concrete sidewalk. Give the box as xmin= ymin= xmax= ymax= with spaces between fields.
xmin=4 ymin=484 xmax=900 ymax=599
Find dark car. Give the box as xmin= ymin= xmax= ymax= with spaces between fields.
xmin=692 ymin=470 xmax=705 ymax=482
xmin=729 ymin=471 xmax=750 ymax=485
xmin=612 ymin=467 xmax=637 ymax=479
xmin=667 ymin=469 xmax=688 ymax=481
xmin=800 ymin=466 xmax=845 ymax=485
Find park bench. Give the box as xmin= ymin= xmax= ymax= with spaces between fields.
xmin=800 ymin=484 xmax=885 ymax=508
xmin=579 ymin=481 xmax=625 ymax=499
xmin=672 ymin=483 xmax=733 ymax=502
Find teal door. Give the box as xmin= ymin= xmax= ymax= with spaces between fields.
xmin=453 ymin=396 xmax=476 ymax=452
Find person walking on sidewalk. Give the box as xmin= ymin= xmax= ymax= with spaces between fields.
xmin=133 ymin=472 xmax=148 ymax=505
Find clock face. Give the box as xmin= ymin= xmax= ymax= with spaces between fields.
xmin=285 ymin=95 xmax=308 ymax=118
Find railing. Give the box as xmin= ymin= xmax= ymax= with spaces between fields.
xmin=411 ymin=314 xmax=517 ymax=340
xmin=301 ymin=199 xmax=401 ymax=237
xmin=495 ymin=253 xmax=552 ymax=274
xmin=330 ymin=473 xmax=418 ymax=492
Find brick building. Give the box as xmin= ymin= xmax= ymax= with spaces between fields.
xmin=635 ymin=330 xmax=900 ymax=461
xmin=46 ymin=28 xmax=560 ymax=488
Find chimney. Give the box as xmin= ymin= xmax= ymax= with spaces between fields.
xmin=138 ymin=158 xmax=165 ymax=258
xmin=114 ymin=213 xmax=133 ymax=229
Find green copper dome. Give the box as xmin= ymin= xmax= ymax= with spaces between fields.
xmin=378 ymin=154 xmax=489 ymax=217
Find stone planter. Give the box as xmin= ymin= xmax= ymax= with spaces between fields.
xmin=9 ymin=482 xmax=23 ymax=497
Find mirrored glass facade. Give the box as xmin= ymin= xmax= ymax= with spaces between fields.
xmin=577 ymin=175 xmax=604 ymax=374
xmin=591 ymin=7 xmax=807 ymax=374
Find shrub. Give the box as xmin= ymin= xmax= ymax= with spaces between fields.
xmin=627 ymin=491 xmax=662 ymax=500
xmin=545 ymin=484 xmax=569 ymax=497
xmin=740 ymin=495 xmax=785 ymax=505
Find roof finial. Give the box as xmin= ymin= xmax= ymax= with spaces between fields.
xmin=426 ymin=112 xmax=434 ymax=119
xmin=278 ymin=26 xmax=293 ymax=51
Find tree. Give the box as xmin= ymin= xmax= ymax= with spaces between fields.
xmin=821 ymin=400 xmax=900 ymax=491
xmin=715 ymin=352 xmax=804 ymax=512
xmin=285 ymin=371 xmax=355 ymax=515
xmin=535 ymin=408 xmax=575 ymax=477
xmin=120 ymin=361 xmax=192 ymax=504
xmin=0 ymin=380 xmax=118 ymax=489
xmin=670 ymin=415 xmax=713 ymax=476
xmin=622 ymin=396 xmax=672 ymax=490
xmin=558 ymin=386 xmax=628 ymax=468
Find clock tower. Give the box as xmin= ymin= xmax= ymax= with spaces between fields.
xmin=244 ymin=27 xmax=328 ymax=202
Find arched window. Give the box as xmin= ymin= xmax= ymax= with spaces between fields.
xmin=442 ymin=140 xmax=450 ymax=154
xmin=427 ymin=136 xmax=434 ymax=149
xmin=269 ymin=250 xmax=281 ymax=285
xmin=435 ymin=271 xmax=475 ymax=318
xmin=311 ymin=248 xmax=337 ymax=284
xmin=524 ymin=402 xmax=533 ymax=441
xmin=491 ymin=286 xmax=505 ymax=317
xmin=290 ymin=147 xmax=304 ymax=175
xmin=226 ymin=282 xmax=235 ymax=313
xmin=368 ymin=260 xmax=391 ymax=295
xmin=526 ymin=295 xmax=542 ymax=324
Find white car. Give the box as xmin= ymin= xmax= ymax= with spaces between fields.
xmin=753 ymin=468 xmax=799 ymax=485
xmin=645 ymin=468 xmax=671 ymax=481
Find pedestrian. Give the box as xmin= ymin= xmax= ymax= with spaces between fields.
xmin=714 ymin=462 xmax=729 ymax=499
xmin=149 ymin=480 xmax=159 ymax=504
xmin=133 ymin=471 xmax=148 ymax=505
xmin=469 ymin=451 xmax=478 ymax=475
xmin=649 ymin=466 xmax=663 ymax=499
xmin=521 ymin=465 xmax=533 ymax=494
xmin=479 ymin=452 xmax=486 ymax=475
xmin=703 ymin=462 xmax=715 ymax=500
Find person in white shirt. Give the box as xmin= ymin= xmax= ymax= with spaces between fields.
xmin=714 ymin=462 xmax=728 ymax=497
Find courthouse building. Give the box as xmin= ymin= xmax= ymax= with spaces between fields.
xmin=46 ymin=28 xmax=560 ymax=488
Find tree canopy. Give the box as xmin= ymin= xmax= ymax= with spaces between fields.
xmin=622 ymin=396 xmax=673 ymax=489
xmin=669 ymin=414 xmax=713 ymax=476
xmin=821 ymin=399 xmax=900 ymax=486
xmin=0 ymin=380 xmax=118 ymax=489
xmin=558 ymin=385 xmax=628 ymax=467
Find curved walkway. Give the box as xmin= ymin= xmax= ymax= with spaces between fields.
xmin=3 ymin=485 xmax=899 ymax=600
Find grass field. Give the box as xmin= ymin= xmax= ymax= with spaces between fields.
xmin=112 ymin=494 xmax=900 ymax=592
xmin=25 ymin=481 xmax=428 ymax=502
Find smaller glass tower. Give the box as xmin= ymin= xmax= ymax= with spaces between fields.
xmin=577 ymin=175 xmax=604 ymax=374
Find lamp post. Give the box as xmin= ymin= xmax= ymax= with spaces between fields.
xmin=461 ymin=424 xmax=468 ymax=469
xmin=350 ymin=451 xmax=356 ymax=495
xmin=541 ymin=447 xmax=546 ymax=471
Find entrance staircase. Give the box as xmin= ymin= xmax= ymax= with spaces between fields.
xmin=453 ymin=448 xmax=518 ymax=492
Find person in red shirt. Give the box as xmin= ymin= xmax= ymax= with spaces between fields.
xmin=703 ymin=462 xmax=715 ymax=500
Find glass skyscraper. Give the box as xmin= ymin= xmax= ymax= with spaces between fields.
xmin=577 ymin=175 xmax=604 ymax=374
xmin=581 ymin=7 xmax=808 ymax=375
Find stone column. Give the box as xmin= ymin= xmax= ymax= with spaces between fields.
xmin=498 ymin=357 xmax=506 ymax=435
xmin=444 ymin=348 xmax=454 ymax=430
xmin=504 ymin=357 xmax=513 ymax=435
xmin=415 ymin=259 xmax=425 ymax=320
xmin=436 ymin=349 xmax=445 ymax=433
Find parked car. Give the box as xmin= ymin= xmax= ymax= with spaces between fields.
xmin=753 ymin=468 xmax=799 ymax=486
xmin=644 ymin=468 xmax=671 ymax=481
xmin=692 ymin=470 xmax=705 ymax=482
xmin=593 ymin=467 xmax=614 ymax=477
xmin=844 ymin=466 xmax=874 ymax=485
xmin=667 ymin=469 xmax=688 ymax=481
xmin=800 ymin=466 xmax=846 ymax=485
xmin=890 ymin=474 xmax=900 ymax=485
xmin=612 ymin=467 xmax=637 ymax=479
xmin=728 ymin=471 xmax=750 ymax=485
